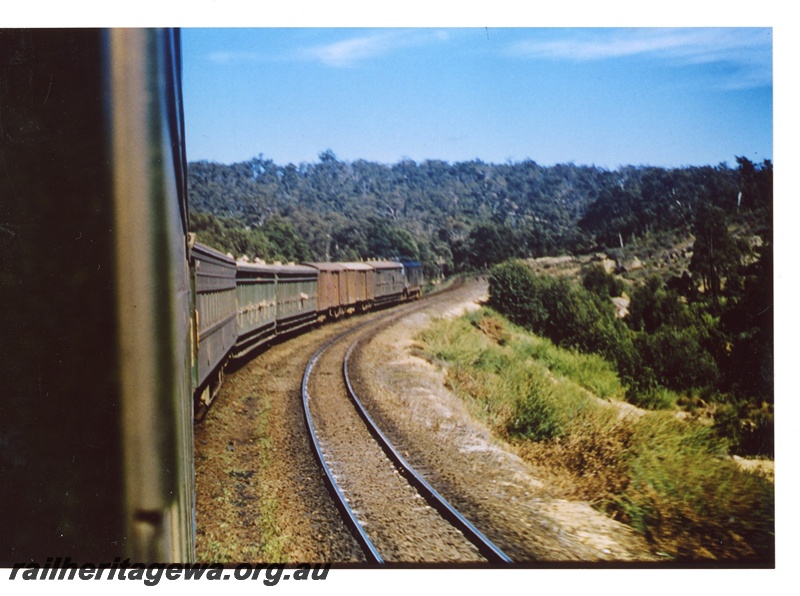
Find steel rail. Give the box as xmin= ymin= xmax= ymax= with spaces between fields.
xmin=343 ymin=338 xmax=514 ymax=564
xmin=301 ymin=278 xmax=503 ymax=564
xmin=301 ymin=319 xmax=385 ymax=564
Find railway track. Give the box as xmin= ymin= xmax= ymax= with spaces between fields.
xmin=301 ymin=291 xmax=513 ymax=564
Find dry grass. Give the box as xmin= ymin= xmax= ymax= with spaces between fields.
xmin=418 ymin=309 xmax=774 ymax=563
xmin=194 ymin=382 xmax=287 ymax=563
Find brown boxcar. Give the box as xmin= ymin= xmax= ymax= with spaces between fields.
xmin=342 ymin=262 xmax=376 ymax=312
xmin=304 ymin=262 xmax=351 ymax=319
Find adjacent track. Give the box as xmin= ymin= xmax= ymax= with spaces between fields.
xmin=301 ymin=294 xmax=512 ymax=564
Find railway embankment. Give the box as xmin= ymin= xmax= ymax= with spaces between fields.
xmin=350 ymin=280 xmax=657 ymax=562
xmin=403 ymin=282 xmax=773 ymax=562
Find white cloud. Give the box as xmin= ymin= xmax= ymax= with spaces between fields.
xmin=507 ymin=28 xmax=772 ymax=87
xmin=202 ymin=29 xmax=454 ymax=69
xmin=304 ymin=33 xmax=391 ymax=67
xmin=298 ymin=29 xmax=451 ymax=68
xmin=509 ymin=28 xmax=767 ymax=61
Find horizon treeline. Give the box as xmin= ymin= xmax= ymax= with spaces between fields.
xmin=188 ymin=151 xmax=771 ymax=280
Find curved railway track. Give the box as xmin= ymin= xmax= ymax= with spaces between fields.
xmin=301 ymin=291 xmax=513 ymax=564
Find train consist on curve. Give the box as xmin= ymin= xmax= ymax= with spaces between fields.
xmin=191 ymin=242 xmax=422 ymax=417
xmin=1 ymin=28 xmax=419 ymax=564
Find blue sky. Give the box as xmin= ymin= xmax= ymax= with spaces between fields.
xmin=182 ymin=27 xmax=773 ymax=169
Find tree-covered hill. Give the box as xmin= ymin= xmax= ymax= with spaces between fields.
xmin=188 ymin=151 xmax=772 ymax=280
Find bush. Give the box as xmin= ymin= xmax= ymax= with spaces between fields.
xmin=506 ymin=383 xmax=564 ymax=441
xmin=487 ymin=261 xmax=549 ymax=330
xmin=510 ymin=334 xmax=623 ymax=401
xmin=714 ymin=400 xmax=774 ymax=457
xmin=506 ymin=373 xmax=564 ymax=441
xmin=627 ymin=276 xmax=681 ymax=333
xmin=489 ymin=261 xmax=647 ymax=402
xmin=635 ymin=326 xmax=720 ymax=393
xmin=490 ymin=261 xmax=738 ymax=410
xmin=625 ymin=385 xmax=679 ymax=410
xmin=583 ymin=265 xmax=624 ymax=298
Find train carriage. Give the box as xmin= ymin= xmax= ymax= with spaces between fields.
xmin=304 ymin=262 xmax=351 ymax=320
xmin=400 ymin=260 xmax=424 ymax=299
xmin=191 ymin=243 xmax=238 ymax=412
xmin=366 ymin=261 xmax=406 ymax=306
xmin=232 ymin=262 xmax=279 ymax=359
xmin=342 ymin=262 xmax=375 ymax=312
xmin=274 ymin=264 xmax=319 ymax=334
xmin=1 ymin=28 xmax=195 ymax=562
xmin=1 ymin=27 xmax=429 ymax=565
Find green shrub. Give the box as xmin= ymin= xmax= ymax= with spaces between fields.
xmin=466 ymin=308 xmax=625 ymax=401
xmin=635 ymin=326 xmax=720 ymax=392
xmin=625 ymin=385 xmax=679 ymax=410
xmin=510 ymin=334 xmax=623 ymax=400
xmin=714 ymin=400 xmax=774 ymax=457
xmin=506 ymin=380 xmax=564 ymax=441
xmin=627 ymin=275 xmax=691 ymax=333
xmin=420 ymin=316 xmax=492 ymax=368
xmin=489 ymin=263 xmax=745 ymax=410
xmin=487 ymin=261 xmax=549 ymax=330
xmin=583 ymin=265 xmax=624 ymax=298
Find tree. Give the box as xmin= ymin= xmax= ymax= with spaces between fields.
xmin=720 ymin=241 xmax=774 ymax=402
xmin=364 ymin=219 xmax=419 ymax=260
xmin=259 ymin=217 xmax=310 ymax=262
xmin=582 ymin=265 xmax=624 ymax=299
xmin=736 ymin=156 xmax=772 ymax=215
xmin=488 ymin=261 xmax=549 ymax=330
xmin=578 ymin=184 xmax=644 ymax=247
xmin=187 ymin=153 xmax=769 ymax=276
xmin=689 ymin=204 xmax=741 ymax=301
xmin=627 ymin=275 xmax=690 ymax=334
xmin=466 ymin=223 xmax=518 ymax=270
